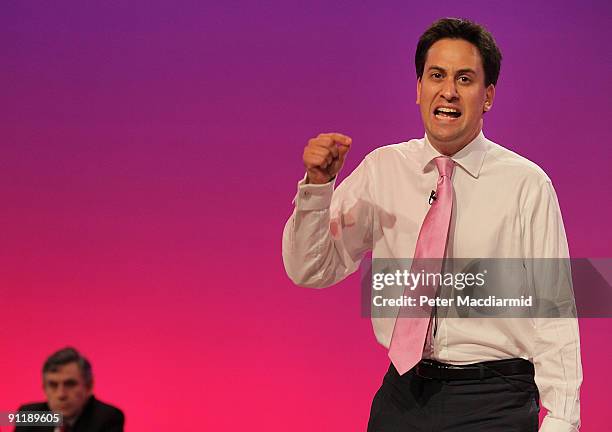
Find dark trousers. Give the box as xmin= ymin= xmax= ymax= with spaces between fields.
xmin=367 ymin=362 xmax=540 ymax=431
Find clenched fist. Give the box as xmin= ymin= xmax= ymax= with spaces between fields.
xmin=303 ymin=132 xmax=352 ymax=184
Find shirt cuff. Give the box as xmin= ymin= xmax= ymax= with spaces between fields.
xmin=539 ymin=415 xmax=578 ymax=432
xmin=293 ymin=174 xmax=335 ymax=211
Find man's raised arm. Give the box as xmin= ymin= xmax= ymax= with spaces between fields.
xmin=282 ymin=132 xmax=375 ymax=288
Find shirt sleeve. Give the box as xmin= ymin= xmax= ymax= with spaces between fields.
xmin=282 ymin=156 xmax=375 ymax=288
xmin=523 ymin=180 xmax=583 ymax=432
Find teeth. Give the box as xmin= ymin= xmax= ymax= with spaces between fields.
xmin=437 ymin=107 xmax=459 ymax=113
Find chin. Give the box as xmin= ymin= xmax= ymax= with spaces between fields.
xmin=429 ymin=131 xmax=463 ymax=144
xmin=64 ymin=413 xmax=79 ymax=422
xmin=57 ymin=408 xmax=76 ymax=419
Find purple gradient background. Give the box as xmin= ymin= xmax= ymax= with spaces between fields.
xmin=1 ymin=1 xmax=611 ymax=430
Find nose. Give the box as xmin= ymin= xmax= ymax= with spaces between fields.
xmin=57 ymin=384 xmax=68 ymax=400
xmin=441 ymin=77 xmax=458 ymax=101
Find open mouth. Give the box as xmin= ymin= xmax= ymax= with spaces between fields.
xmin=434 ymin=107 xmax=462 ymax=119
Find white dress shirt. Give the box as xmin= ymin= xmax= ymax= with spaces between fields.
xmin=282 ymin=131 xmax=582 ymax=432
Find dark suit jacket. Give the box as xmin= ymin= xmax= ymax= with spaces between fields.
xmin=14 ymin=395 xmax=124 ymax=432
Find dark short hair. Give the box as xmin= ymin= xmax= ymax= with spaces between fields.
xmin=415 ymin=17 xmax=502 ymax=87
xmin=42 ymin=347 xmax=93 ymax=387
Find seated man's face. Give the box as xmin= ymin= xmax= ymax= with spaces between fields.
xmin=43 ymin=362 xmax=92 ymax=420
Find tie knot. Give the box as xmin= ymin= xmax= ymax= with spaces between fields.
xmin=434 ymin=157 xmax=454 ymax=179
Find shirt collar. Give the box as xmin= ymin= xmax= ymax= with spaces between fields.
xmin=421 ymin=131 xmax=490 ymax=178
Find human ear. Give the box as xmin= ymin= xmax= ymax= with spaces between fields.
xmin=483 ymin=84 xmax=495 ymax=112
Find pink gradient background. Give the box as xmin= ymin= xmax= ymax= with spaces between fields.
xmin=1 ymin=1 xmax=610 ymax=430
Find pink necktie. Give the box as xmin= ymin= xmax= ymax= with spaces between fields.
xmin=388 ymin=156 xmax=455 ymax=375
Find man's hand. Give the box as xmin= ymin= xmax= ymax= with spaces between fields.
xmin=303 ymin=132 xmax=352 ymax=184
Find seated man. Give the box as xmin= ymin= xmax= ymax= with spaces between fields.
xmin=15 ymin=347 xmax=124 ymax=432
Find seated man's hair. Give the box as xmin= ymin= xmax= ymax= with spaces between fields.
xmin=43 ymin=347 xmax=93 ymax=387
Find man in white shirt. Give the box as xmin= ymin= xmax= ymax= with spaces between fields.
xmin=282 ymin=17 xmax=582 ymax=432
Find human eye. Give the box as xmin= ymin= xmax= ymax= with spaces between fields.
xmin=458 ymin=75 xmax=471 ymax=84
xmin=64 ymin=380 xmax=78 ymax=388
xmin=430 ymin=72 xmax=443 ymax=80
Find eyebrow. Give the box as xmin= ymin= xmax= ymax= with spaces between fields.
xmin=427 ymin=65 xmax=477 ymax=76
xmin=45 ymin=378 xmax=79 ymax=385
